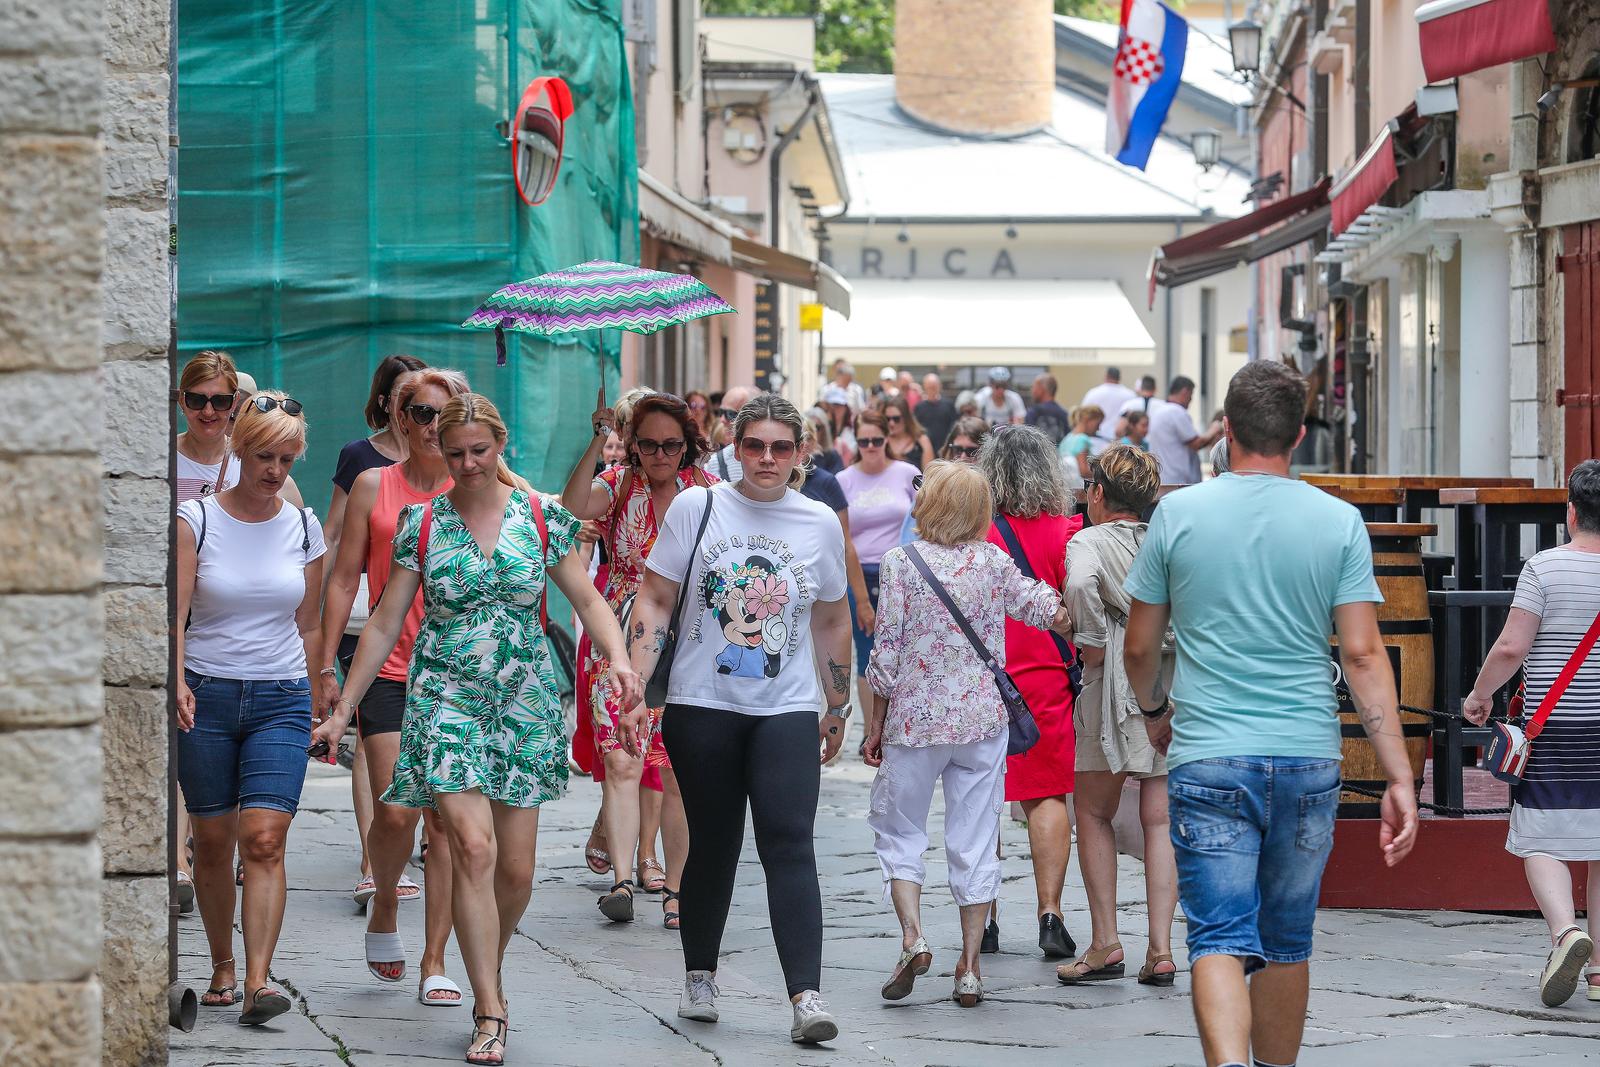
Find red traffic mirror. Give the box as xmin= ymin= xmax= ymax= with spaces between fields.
xmin=513 ymin=77 xmax=573 ymax=206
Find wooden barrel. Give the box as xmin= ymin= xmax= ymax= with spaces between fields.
xmin=1331 ymin=523 xmax=1435 ymax=816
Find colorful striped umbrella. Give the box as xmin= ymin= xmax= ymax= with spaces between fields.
xmin=461 ymin=259 xmax=736 ymax=366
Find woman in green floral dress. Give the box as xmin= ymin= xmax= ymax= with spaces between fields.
xmin=317 ymin=393 xmax=641 ymax=1066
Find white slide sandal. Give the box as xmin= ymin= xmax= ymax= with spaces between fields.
xmin=364 ymin=931 xmax=406 ymax=983
xmin=418 ymin=974 xmax=463 ymax=1007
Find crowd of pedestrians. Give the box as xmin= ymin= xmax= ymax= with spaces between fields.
xmin=170 ymin=348 xmax=1600 ymax=1067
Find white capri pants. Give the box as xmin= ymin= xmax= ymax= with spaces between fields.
xmin=867 ymin=730 xmax=1007 ymax=907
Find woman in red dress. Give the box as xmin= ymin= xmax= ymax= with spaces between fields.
xmin=979 ymin=425 xmax=1083 ymax=961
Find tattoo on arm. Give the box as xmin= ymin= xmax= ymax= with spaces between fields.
xmin=827 ymin=655 xmax=850 ymax=697
xmin=627 ymin=621 xmax=644 ymax=652
xmin=1145 ymin=680 xmax=1166 ymax=708
xmin=649 ymin=625 xmax=667 ymax=655
xmin=1359 ymin=703 xmax=1400 ymax=738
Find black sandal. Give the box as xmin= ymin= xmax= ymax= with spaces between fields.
xmin=598 ymin=879 xmax=635 ymax=923
xmin=465 ymin=1013 xmax=508 ymax=1065
xmin=662 ymin=889 xmax=681 ymax=931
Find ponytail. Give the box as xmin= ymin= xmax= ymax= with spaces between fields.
xmin=495 ymin=455 xmax=532 ymax=493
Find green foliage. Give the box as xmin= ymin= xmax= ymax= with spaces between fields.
xmin=703 ymin=0 xmax=1114 ymax=74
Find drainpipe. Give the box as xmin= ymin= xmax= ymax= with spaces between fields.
xmin=764 ymin=80 xmax=820 ymax=391
xmin=1164 ymin=220 xmax=1180 ymax=385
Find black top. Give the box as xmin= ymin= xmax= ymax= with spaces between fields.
xmin=1026 ymin=401 xmax=1071 ymax=445
xmin=332 ymin=437 xmax=395 ymax=492
xmin=800 ymin=465 xmax=849 ymax=513
xmin=813 ymin=449 xmax=844 ymax=475
xmin=914 ymin=398 xmax=958 ymax=454
xmin=897 ymin=440 xmax=926 ymax=470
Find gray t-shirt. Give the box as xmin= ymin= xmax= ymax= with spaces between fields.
xmin=980 ymin=388 xmax=1026 ymax=427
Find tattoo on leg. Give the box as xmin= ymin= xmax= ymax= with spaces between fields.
xmin=827 ymin=656 xmax=849 ymax=698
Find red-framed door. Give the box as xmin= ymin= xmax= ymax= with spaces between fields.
xmin=1560 ymin=223 xmax=1600 ymax=470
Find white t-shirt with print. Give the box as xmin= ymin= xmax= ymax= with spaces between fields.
xmin=646 ymin=483 xmax=847 ymax=716
xmin=179 ymin=497 xmax=327 ymax=679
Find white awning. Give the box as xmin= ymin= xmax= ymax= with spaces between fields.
xmin=638 ymin=169 xmax=735 ymax=266
xmin=821 ymin=279 xmax=1154 ymax=366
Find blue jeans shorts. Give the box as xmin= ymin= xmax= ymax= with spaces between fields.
xmin=177 ymin=671 xmax=312 ymax=818
xmin=846 ymin=563 xmax=881 ymax=677
xmin=1167 ymin=756 xmax=1341 ymax=974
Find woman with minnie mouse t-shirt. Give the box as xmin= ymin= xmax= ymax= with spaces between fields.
xmin=623 ymin=393 xmax=852 ymax=1047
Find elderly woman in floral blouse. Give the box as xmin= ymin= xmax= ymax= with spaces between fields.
xmin=863 ymin=462 xmax=1073 ymax=1008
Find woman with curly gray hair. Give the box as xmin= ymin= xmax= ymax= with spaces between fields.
xmin=978 ymin=425 xmax=1085 ymax=961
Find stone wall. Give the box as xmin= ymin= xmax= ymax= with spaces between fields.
xmin=0 ymin=0 xmax=109 ymax=1061
xmin=101 ymin=0 xmax=175 ymax=1060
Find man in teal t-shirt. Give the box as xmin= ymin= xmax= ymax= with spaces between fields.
xmin=1122 ymin=361 xmax=1418 ymax=1067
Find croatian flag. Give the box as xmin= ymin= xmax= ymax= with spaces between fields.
xmin=1106 ymin=0 xmax=1189 ymax=171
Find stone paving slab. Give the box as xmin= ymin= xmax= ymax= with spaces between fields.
xmin=171 ymin=760 xmax=1600 ymax=1066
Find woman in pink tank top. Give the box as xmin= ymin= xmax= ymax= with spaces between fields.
xmin=317 ymin=368 xmax=468 ymax=1006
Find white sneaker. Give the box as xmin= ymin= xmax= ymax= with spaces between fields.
xmin=678 ymin=970 xmax=719 ymax=1023
xmin=789 ymin=990 xmax=838 ymax=1044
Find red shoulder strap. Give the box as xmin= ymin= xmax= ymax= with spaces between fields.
xmin=531 ymin=495 xmax=551 ymax=633
xmin=1526 ymin=607 xmax=1600 ymax=740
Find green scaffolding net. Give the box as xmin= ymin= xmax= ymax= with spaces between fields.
xmin=176 ymin=0 xmax=639 ymax=506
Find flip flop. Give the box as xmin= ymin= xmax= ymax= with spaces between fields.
xmin=239 ymin=986 xmax=291 ymax=1026
xmin=365 ymin=930 xmax=406 ymax=983
xmin=585 ymin=846 xmax=612 ymax=876
xmin=200 ymin=985 xmax=239 ymax=1007
xmin=418 ymin=974 xmax=463 ymax=1007
xmin=396 ymin=875 xmax=422 ymax=901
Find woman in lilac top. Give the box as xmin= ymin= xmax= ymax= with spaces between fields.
xmin=836 ymin=409 xmax=920 ymax=737
xmin=863 ymin=462 xmax=1071 ymax=1008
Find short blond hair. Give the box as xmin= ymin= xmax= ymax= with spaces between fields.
xmin=912 ymin=461 xmax=993 ymax=545
xmin=229 ymin=391 xmax=307 ymax=459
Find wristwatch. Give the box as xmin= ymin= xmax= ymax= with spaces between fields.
xmin=825 ymin=704 xmax=852 ymax=721
xmin=1139 ymin=699 xmax=1172 ymax=720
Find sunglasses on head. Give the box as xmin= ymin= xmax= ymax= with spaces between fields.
xmin=945 ymin=444 xmax=980 ymax=459
xmin=635 ymin=437 xmax=685 ymax=457
xmin=737 ymin=437 xmax=797 ymax=461
xmin=405 ymin=403 xmax=440 ymax=425
xmin=182 ymin=391 xmax=236 ymax=412
xmin=715 ymin=407 xmax=738 ymax=421
xmin=857 ymin=436 xmax=887 ymax=449
xmin=250 ymin=395 xmax=303 ymax=416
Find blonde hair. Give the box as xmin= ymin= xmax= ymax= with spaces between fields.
xmin=1090 ymin=444 xmax=1161 ymax=515
xmin=1072 ymin=404 xmax=1104 ymax=429
xmin=179 ymin=350 xmax=238 ymax=394
xmin=392 ymin=368 xmax=471 ymax=460
xmin=912 ymin=461 xmax=993 ymax=545
xmin=613 ymin=387 xmax=655 ymax=435
xmin=229 ymin=390 xmax=307 ymax=459
xmin=437 ymin=393 xmax=531 ymax=493
xmin=732 ymin=393 xmax=808 ymax=489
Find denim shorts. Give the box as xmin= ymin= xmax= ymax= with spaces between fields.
xmin=177 ymin=670 xmax=312 ymax=817
xmin=847 ymin=563 xmax=881 ymax=677
xmin=1167 ymin=756 xmax=1341 ymax=974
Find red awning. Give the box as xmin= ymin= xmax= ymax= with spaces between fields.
xmin=1417 ymin=0 xmax=1557 ymax=83
xmin=1148 ymin=179 xmax=1332 ymax=303
xmin=1330 ymin=127 xmax=1398 ymax=236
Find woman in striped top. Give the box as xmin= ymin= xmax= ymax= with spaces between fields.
xmin=1465 ymin=459 xmax=1600 ymax=1007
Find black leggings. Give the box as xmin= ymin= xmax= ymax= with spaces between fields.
xmin=662 ymin=705 xmax=822 ymax=997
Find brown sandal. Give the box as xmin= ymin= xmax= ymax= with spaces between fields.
xmin=1056 ymin=941 xmax=1125 ymax=984
xmin=1138 ymin=951 xmax=1177 ymax=987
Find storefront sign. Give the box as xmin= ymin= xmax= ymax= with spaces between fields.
xmin=856 ymin=246 xmax=1018 ymax=279
xmin=798 ymin=302 xmax=823 ymax=331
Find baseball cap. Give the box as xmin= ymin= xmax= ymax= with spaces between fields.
xmin=987 ymin=367 xmax=1011 ymax=384
xmin=821 ymin=385 xmax=851 ymax=406
xmin=879 ymin=366 xmax=897 ymax=380
xmin=235 ymin=371 xmax=258 ymax=395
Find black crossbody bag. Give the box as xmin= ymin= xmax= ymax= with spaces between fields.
xmin=993 ymin=513 xmax=1083 ymax=701
xmin=645 ymin=489 xmax=716 ymax=708
xmin=904 ymin=546 xmax=1040 ymax=756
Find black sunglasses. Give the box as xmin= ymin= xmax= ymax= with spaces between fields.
xmin=405 ymin=403 xmax=440 ymax=425
xmin=945 ymin=444 xmax=980 ymax=459
xmin=715 ymin=407 xmax=739 ymax=421
xmin=857 ymin=436 xmax=887 ymax=449
xmin=886 ymin=414 xmax=903 ymax=423
xmin=182 ymin=390 xmax=236 ymax=412
xmin=912 ymin=474 xmax=924 ymax=491
xmin=250 ymin=395 xmax=303 ymax=416
xmin=635 ymin=437 xmax=685 ymax=457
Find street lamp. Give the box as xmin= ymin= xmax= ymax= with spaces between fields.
xmin=1191 ymin=129 xmax=1222 ymax=171
xmin=1228 ymin=19 xmax=1263 ymax=77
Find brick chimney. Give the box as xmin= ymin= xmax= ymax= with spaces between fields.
xmin=894 ymin=0 xmax=1054 ymax=137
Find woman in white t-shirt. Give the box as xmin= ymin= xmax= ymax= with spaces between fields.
xmin=175 ymin=392 xmax=326 ymax=1026
xmin=622 ymin=393 xmax=854 ymax=1047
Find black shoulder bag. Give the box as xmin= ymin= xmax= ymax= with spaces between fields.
xmin=645 ymin=489 xmax=716 ymax=708
xmin=904 ymin=545 xmax=1040 ymax=756
xmin=993 ymin=513 xmax=1083 ymax=701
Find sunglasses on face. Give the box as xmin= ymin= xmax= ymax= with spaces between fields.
xmin=405 ymin=403 xmax=440 ymax=425
xmin=716 ymin=407 xmax=738 ymax=421
xmin=738 ymin=437 xmax=797 ymax=461
xmin=886 ymin=414 xmax=903 ymax=424
xmin=945 ymin=444 xmax=980 ymax=459
xmin=251 ymin=395 xmax=303 ymax=416
xmin=635 ymin=437 xmax=685 ymax=457
xmin=857 ymin=436 xmax=887 ymax=449
xmin=689 ymin=400 xmax=707 ymax=411
xmin=182 ymin=391 xmax=236 ymax=412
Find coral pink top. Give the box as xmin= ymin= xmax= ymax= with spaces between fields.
xmin=367 ymin=464 xmax=452 ymax=683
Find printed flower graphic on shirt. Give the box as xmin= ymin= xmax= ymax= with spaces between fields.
xmin=746 ymin=574 xmax=790 ymax=620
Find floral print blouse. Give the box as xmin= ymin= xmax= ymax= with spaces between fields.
xmin=867 ymin=540 xmax=1061 ymax=747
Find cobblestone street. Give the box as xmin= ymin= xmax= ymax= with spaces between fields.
xmin=167 ymin=758 xmax=1600 ymax=1066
